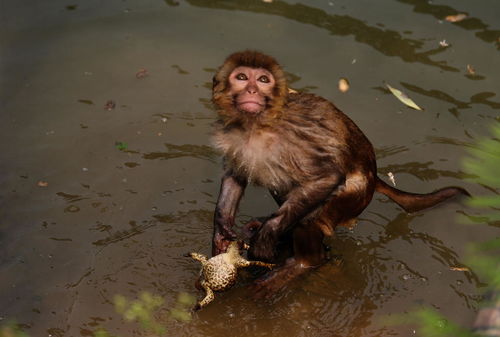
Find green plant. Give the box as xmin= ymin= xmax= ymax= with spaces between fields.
xmin=110 ymin=291 xmax=196 ymax=336
xmin=0 ymin=323 xmax=29 ymax=337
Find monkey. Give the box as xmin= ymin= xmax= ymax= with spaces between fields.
xmin=210 ymin=50 xmax=469 ymax=293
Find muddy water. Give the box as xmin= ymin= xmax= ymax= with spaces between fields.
xmin=1 ymin=0 xmax=499 ymax=336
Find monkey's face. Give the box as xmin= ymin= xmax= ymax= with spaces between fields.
xmin=228 ymin=66 xmax=276 ymax=115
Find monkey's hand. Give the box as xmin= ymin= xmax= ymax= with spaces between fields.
xmin=242 ymin=218 xmax=266 ymax=240
xmin=212 ymin=221 xmax=237 ymax=256
xmin=248 ymin=219 xmax=280 ymax=262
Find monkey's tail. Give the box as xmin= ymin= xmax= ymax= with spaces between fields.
xmin=375 ymin=177 xmax=470 ymax=213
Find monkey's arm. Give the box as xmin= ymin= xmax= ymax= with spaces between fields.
xmin=250 ymin=173 xmax=344 ymax=261
xmin=212 ymin=171 xmax=247 ymax=256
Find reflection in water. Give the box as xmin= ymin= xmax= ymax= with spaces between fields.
xmin=285 ymin=72 xmax=318 ymax=92
xmin=375 ymin=145 xmax=409 ymax=160
xmin=171 ymin=64 xmax=189 ymax=74
xmin=164 ymin=0 xmax=180 ymax=6
xmin=154 ymin=209 xmax=213 ymax=226
xmin=142 ymin=143 xmax=218 ymax=162
xmin=56 ymin=191 xmax=89 ymax=203
xmin=399 ymin=82 xmax=470 ymax=117
xmin=399 ymin=83 xmax=500 ymax=117
xmin=470 ymin=92 xmax=500 ymax=110
xmin=92 ymin=220 xmax=156 ymax=247
xmin=186 ymin=0 xmax=459 ymax=71
xmin=369 ymin=211 xmax=482 ymax=293
xmin=373 ymin=84 xmax=499 ymax=118
xmin=185 ymin=209 xmax=481 ymax=336
xmin=423 ymin=136 xmax=473 ymax=148
xmin=396 ymin=0 xmax=500 ymax=48
xmin=377 ymin=160 xmax=468 ymax=181
xmin=457 ymin=210 xmax=500 ymax=228
xmin=266 ymin=209 xmax=483 ymax=336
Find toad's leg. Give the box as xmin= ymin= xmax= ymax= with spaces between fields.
xmin=188 ymin=252 xmax=208 ymax=263
xmin=194 ymin=280 xmax=215 ymax=310
xmin=237 ymin=259 xmax=275 ymax=269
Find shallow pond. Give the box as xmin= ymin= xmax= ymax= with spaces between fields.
xmin=1 ymin=1 xmax=499 ymax=336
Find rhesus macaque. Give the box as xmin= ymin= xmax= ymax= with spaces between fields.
xmin=210 ymin=50 xmax=469 ymax=292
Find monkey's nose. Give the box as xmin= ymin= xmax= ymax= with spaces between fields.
xmin=246 ymin=83 xmax=258 ymax=94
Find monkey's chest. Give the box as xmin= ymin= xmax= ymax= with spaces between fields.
xmin=217 ymin=131 xmax=294 ymax=190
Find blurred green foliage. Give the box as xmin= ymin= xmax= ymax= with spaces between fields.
xmin=463 ymin=123 xmax=500 ymax=219
xmin=109 ymin=291 xmax=195 ymax=336
xmin=0 ymin=323 xmax=28 ymax=337
xmin=383 ymin=308 xmax=475 ymax=337
xmin=114 ymin=292 xmax=166 ymax=336
xmin=463 ymin=123 xmax=500 ymax=295
xmin=0 ymin=292 xmax=195 ymax=337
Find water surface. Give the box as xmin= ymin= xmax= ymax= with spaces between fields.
xmin=1 ymin=1 xmax=499 ymax=336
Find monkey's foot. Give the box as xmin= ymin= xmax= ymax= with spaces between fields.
xmin=250 ymin=257 xmax=314 ymax=299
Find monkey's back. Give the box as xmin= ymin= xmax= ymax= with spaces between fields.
xmin=280 ymin=93 xmax=377 ymax=175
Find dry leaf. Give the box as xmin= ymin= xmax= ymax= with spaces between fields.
xmin=466 ymin=64 xmax=475 ymax=75
xmin=104 ymin=100 xmax=116 ymax=111
xmin=450 ymin=266 xmax=470 ymax=272
xmin=388 ymin=172 xmax=396 ymax=186
xmin=288 ymin=88 xmax=298 ymax=94
xmin=136 ymin=68 xmax=148 ymax=78
xmin=262 ymin=0 xmax=273 ymax=2
xmin=439 ymin=39 xmax=449 ymax=47
xmin=37 ymin=181 xmax=49 ymax=187
xmin=386 ymin=83 xmax=422 ymax=110
xmin=445 ymin=13 xmax=467 ymax=22
xmin=338 ymin=78 xmax=350 ymax=93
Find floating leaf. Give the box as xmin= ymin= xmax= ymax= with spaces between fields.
xmin=439 ymin=39 xmax=449 ymax=47
xmin=445 ymin=13 xmax=467 ymax=22
xmin=136 ymin=68 xmax=148 ymax=79
xmin=338 ymin=78 xmax=350 ymax=93
xmin=78 ymin=99 xmax=94 ymax=105
xmin=385 ymin=83 xmax=422 ymax=110
xmin=37 ymin=181 xmax=49 ymax=187
xmin=388 ymin=172 xmax=396 ymax=186
xmin=104 ymin=100 xmax=116 ymax=111
xmin=466 ymin=64 xmax=475 ymax=75
xmin=115 ymin=141 xmax=128 ymax=151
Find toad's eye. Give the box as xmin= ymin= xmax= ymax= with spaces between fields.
xmin=236 ymin=73 xmax=248 ymax=80
xmin=258 ymin=75 xmax=270 ymax=83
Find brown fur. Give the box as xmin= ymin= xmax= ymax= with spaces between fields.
xmin=210 ymin=50 xmax=469 ymax=295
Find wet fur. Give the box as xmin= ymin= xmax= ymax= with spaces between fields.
xmin=210 ymin=50 xmax=470 ymax=294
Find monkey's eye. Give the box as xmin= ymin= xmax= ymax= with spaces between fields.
xmin=236 ymin=73 xmax=248 ymax=80
xmin=258 ymin=75 xmax=270 ymax=83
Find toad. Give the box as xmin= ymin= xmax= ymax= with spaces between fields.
xmin=186 ymin=241 xmax=275 ymax=310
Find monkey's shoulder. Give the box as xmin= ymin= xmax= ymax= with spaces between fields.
xmin=286 ymin=92 xmax=345 ymax=119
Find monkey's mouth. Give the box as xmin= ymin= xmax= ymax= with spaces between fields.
xmin=238 ymin=101 xmax=264 ymax=113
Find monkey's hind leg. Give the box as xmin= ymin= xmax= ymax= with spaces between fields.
xmin=194 ymin=280 xmax=215 ymax=310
